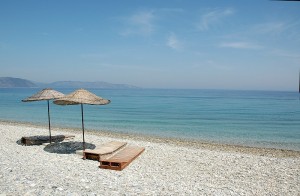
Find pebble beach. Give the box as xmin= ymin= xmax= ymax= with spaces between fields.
xmin=0 ymin=121 xmax=299 ymax=196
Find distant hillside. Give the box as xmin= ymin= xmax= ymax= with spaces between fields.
xmin=48 ymin=81 xmax=139 ymax=89
xmin=0 ymin=77 xmax=37 ymax=87
xmin=0 ymin=77 xmax=138 ymax=89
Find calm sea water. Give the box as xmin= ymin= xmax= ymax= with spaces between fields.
xmin=0 ymin=88 xmax=299 ymax=150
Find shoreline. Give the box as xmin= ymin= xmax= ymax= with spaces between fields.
xmin=1 ymin=119 xmax=299 ymax=158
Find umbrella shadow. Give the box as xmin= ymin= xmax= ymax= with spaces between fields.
xmin=44 ymin=141 xmax=96 ymax=154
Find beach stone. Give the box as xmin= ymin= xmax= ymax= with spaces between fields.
xmin=24 ymin=190 xmax=36 ymax=196
xmin=30 ymin=183 xmax=36 ymax=187
xmin=75 ymin=150 xmax=83 ymax=156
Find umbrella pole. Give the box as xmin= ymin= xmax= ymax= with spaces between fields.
xmin=47 ymin=100 xmax=52 ymax=143
xmin=81 ymin=103 xmax=85 ymax=151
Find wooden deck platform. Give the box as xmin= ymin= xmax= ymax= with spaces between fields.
xmin=83 ymin=141 xmax=127 ymax=161
xmin=21 ymin=135 xmax=75 ymax=146
xmin=99 ymin=146 xmax=145 ymax=171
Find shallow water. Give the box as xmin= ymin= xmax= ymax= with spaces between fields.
xmin=0 ymin=88 xmax=299 ymax=150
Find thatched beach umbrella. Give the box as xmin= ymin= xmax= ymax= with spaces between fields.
xmin=22 ymin=88 xmax=65 ymax=143
xmin=53 ymin=89 xmax=110 ymax=150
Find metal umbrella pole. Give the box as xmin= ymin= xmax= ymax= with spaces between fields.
xmin=47 ymin=100 xmax=52 ymax=143
xmin=81 ymin=103 xmax=85 ymax=151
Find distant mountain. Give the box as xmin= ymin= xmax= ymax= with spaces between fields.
xmin=47 ymin=81 xmax=139 ymax=89
xmin=0 ymin=77 xmax=139 ymax=89
xmin=0 ymin=77 xmax=37 ymax=87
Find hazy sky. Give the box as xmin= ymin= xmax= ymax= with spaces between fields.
xmin=0 ymin=0 xmax=300 ymax=90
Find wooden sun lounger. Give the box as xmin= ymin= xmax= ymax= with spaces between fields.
xmin=99 ymin=146 xmax=145 ymax=171
xmin=21 ymin=135 xmax=75 ymax=146
xmin=83 ymin=141 xmax=127 ymax=161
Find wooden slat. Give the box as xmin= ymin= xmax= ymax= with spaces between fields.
xmin=99 ymin=146 xmax=145 ymax=171
xmin=83 ymin=141 xmax=127 ymax=161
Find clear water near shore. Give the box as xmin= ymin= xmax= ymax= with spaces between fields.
xmin=0 ymin=88 xmax=299 ymax=150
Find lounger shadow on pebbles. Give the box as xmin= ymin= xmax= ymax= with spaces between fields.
xmin=44 ymin=141 xmax=96 ymax=154
xmin=17 ymin=135 xmax=75 ymax=146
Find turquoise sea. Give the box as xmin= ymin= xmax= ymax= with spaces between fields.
xmin=0 ymin=88 xmax=299 ymax=150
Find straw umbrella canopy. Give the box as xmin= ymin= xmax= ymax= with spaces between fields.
xmin=22 ymin=88 xmax=65 ymax=143
xmin=53 ymin=89 xmax=110 ymax=150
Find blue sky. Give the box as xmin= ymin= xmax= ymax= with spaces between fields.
xmin=0 ymin=0 xmax=300 ymax=90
